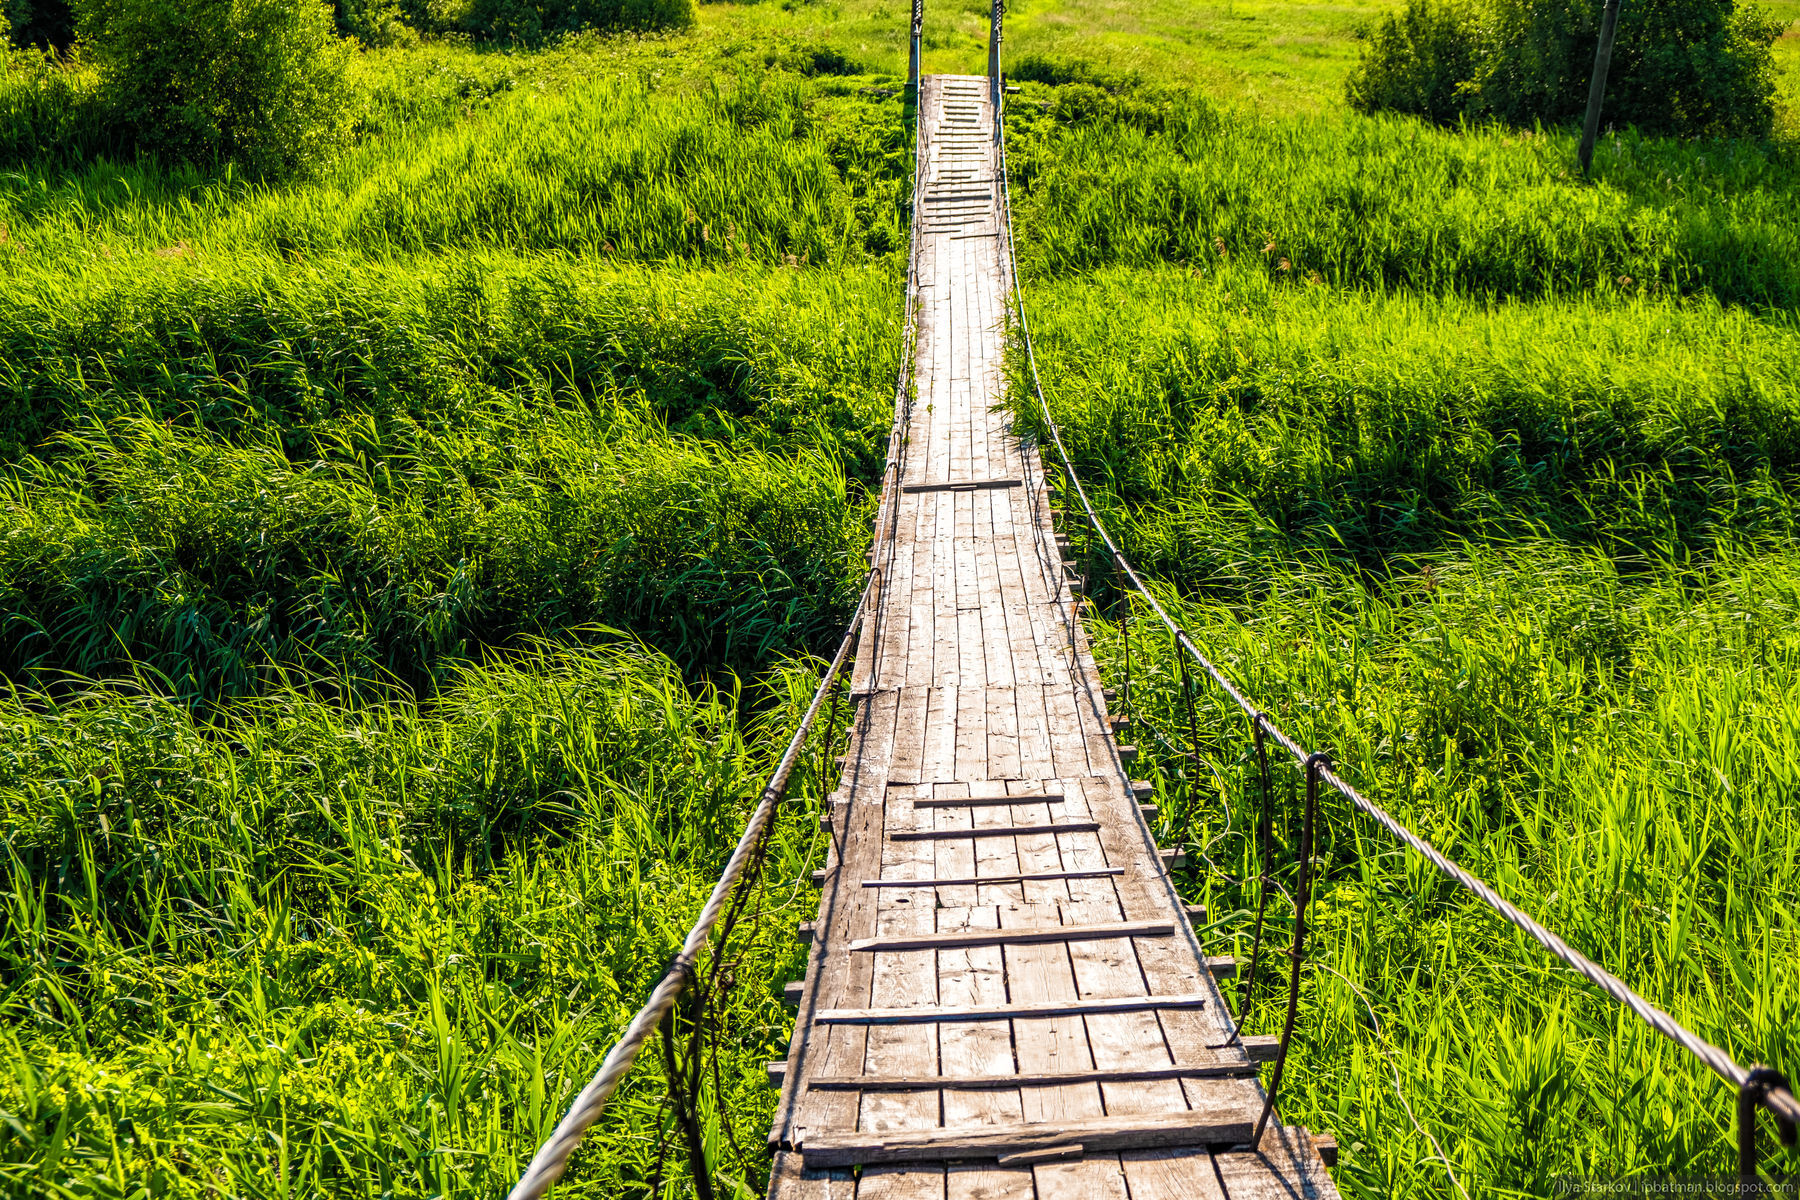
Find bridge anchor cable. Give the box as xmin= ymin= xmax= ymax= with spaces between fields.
xmin=986 ymin=28 xmax=1800 ymax=1175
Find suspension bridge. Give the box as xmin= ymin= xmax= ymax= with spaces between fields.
xmin=504 ymin=10 xmax=1799 ymax=1200
xmin=758 ymin=70 xmax=1336 ymax=1197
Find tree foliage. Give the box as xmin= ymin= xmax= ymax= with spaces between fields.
xmin=1347 ymin=0 xmax=1784 ymax=137
xmin=3 ymin=0 xmax=74 ymax=50
xmin=389 ymin=0 xmax=696 ymax=42
xmin=71 ymin=0 xmax=354 ymax=176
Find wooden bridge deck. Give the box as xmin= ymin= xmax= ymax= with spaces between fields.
xmin=766 ymin=76 xmax=1338 ymax=1200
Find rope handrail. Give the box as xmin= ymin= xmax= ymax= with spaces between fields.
xmin=505 ymin=67 xmax=928 ymax=1200
xmin=987 ymin=57 xmax=1800 ymax=1155
xmin=504 ymin=573 xmax=874 ymax=1200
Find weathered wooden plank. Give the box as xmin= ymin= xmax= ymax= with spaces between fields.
xmin=1121 ymin=1149 xmax=1231 ymax=1200
xmin=850 ymin=921 xmax=1174 ymax=953
xmin=911 ymin=791 xmax=1066 ymax=808
xmin=925 ymin=781 xmax=980 ymax=912
xmin=767 ymin=1149 xmax=857 ymax=1200
xmin=952 ymin=677 xmax=987 ymax=780
xmin=1213 ymin=1126 xmax=1343 ymax=1200
xmin=918 ymin=686 xmax=957 ymax=785
xmin=969 ymin=779 xmax=1028 ymax=909
xmin=859 ymin=788 xmax=941 ymax=1140
xmin=803 ymin=1110 xmax=1262 ymax=1169
xmin=946 ymin=1164 xmax=1032 ymax=1200
xmin=815 ymin=993 xmax=1211 ymax=1024
xmin=1033 ymin=1157 xmax=1133 ymax=1200
xmin=861 ymin=867 xmax=1117 ymax=888
xmin=804 ymin=1063 xmax=1259 ymax=1089
xmin=984 ymin=679 xmax=1022 ymax=781
xmin=889 ymin=821 xmax=1099 ymax=841
xmin=856 ymin=1166 xmax=946 ymax=1200
xmin=901 ymin=478 xmax=1021 ymax=492
xmin=975 ymin=493 xmax=1017 ymax=695
xmin=777 ymin=691 xmax=901 ymax=1149
xmin=933 ymin=902 xmax=1020 ymax=1150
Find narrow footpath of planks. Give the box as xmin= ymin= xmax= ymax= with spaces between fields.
xmin=765 ymin=76 xmax=1338 ymax=1200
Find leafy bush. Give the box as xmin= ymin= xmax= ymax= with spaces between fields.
xmin=71 ymin=0 xmax=355 ymax=177
xmin=331 ymin=0 xmax=413 ymax=43
xmin=1009 ymin=52 xmax=1134 ymax=90
xmin=761 ymin=40 xmax=862 ymax=76
xmin=0 ymin=31 xmax=109 ymax=165
xmin=1344 ymin=0 xmax=1477 ymax=124
xmin=1346 ymin=0 xmax=1784 ymax=137
xmin=3 ymin=0 xmax=74 ymax=49
xmin=432 ymin=0 xmax=696 ymax=41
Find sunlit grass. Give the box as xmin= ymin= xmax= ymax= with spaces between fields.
xmin=1 ymin=4 xmax=1799 ymax=1197
xmin=0 ymin=644 xmax=839 ymax=1197
xmin=1015 ymin=258 xmax=1800 ymax=1195
xmin=1085 ymin=543 xmax=1800 ymax=1195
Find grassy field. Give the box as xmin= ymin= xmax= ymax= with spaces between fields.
xmin=0 ymin=32 xmax=905 ymax=1198
xmin=0 ymin=0 xmax=1797 ymax=1197
xmin=714 ymin=0 xmax=1800 ymax=111
xmin=1000 ymin=43 xmax=1800 ymax=1200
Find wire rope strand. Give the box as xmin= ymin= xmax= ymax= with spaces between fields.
xmin=506 ymin=61 xmax=933 ymax=1200
xmin=505 ymin=574 xmax=876 ymax=1200
xmin=988 ymin=66 xmax=1800 ymax=1138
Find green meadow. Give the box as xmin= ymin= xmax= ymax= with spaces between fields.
xmin=1 ymin=0 xmax=1798 ymax=1197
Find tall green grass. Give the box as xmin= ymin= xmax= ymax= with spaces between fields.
xmin=5 ymin=14 xmax=1800 ymax=1199
xmin=1014 ymin=264 xmax=1800 ymax=595
xmin=0 ymin=643 xmax=834 ymax=1197
xmin=3 ymin=408 xmax=860 ymax=698
xmin=1005 ymin=87 xmax=1800 ymax=306
xmin=1014 ymin=172 xmax=1800 ymax=1192
xmin=0 ymin=68 xmax=909 ymax=271
xmin=1090 ymin=544 xmax=1800 ymax=1194
xmin=0 ymin=258 xmax=898 ymax=696
xmin=0 ymin=255 xmax=899 ymax=466
xmin=0 ymin=53 xmax=892 ymax=1189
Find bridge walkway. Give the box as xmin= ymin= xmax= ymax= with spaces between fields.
xmin=766 ymin=75 xmax=1338 ymax=1200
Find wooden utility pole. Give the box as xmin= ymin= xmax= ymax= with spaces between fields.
xmin=907 ymin=0 xmax=922 ymax=110
xmin=989 ymin=0 xmax=1004 ymax=121
xmin=1579 ymin=0 xmax=1622 ymax=175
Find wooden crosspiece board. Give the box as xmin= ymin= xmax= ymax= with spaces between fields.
xmin=765 ymin=76 xmax=1339 ymax=1200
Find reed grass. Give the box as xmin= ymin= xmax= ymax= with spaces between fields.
xmin=0 ymin=67 xmax=909 ymax=273
xmin=0 ymin=256 xmax=900 ymax=695
xmin=1014 ymin=150 xmax=1800 ymax=1194
xmin=1005 ymin=87 xmax=1800 ymax=306
xmin=0 ymin=49 xmax=901 ymax=1192
xmin=0 ymin=644 xmax=836 ymax=1197
xmin=1082 ymin=544 xmax=1800 ymax=1195
xmin=2 ymin=9 xmax=1798 ymax=1198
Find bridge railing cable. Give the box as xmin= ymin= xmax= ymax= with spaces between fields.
xmin=503 ymin=577 xmax=872 ymax=1200
xmin=985 ymin=21 xmax=1798 ymax=1178
xmin=504 ymin=70 xmax=927 ymax=1200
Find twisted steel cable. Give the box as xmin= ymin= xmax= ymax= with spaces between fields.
xmin=506 ymin=74 xmax=930 ymax=1200
xmin=505 ymin=575 xmax=875 ymax=1200
xmin=990 ymin=80 xmax=1800 ymax=1133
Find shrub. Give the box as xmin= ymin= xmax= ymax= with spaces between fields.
xmin=448 ymin=0 xmax=696 ymax=41
xmin=331 ymin=0 xmax=413 ymax=43
xmin=72 ymin=0 xmax=355 ymax=177
xmin=1577 ymin=0 xmax=1782 ymax=134
xmin=0 ymin=27 xmax=108 ymax=165
xmin=761 ymin=40 xmax=861 ymax=76
xmin=1344 ymin=0 xmax=1477 ymax=124
xmin=1346 ymin=0 xmax=1783 ymax=137
xmin=4 ymin=0 xmax=73 ymax=49
xmin=1009 ymin=52 xmax=1135 ymax=90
